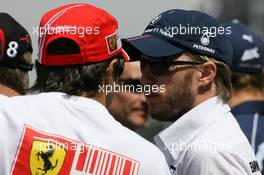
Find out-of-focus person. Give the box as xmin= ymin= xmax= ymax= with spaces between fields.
xmin=109 ymin=61 xmax=150 ymax=130
xmin=226 ymin=21 xmax=264 ymax=174
xmin=0 ymin=13 xmax=33 ymax=99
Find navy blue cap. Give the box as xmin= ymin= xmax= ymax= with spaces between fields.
xmin=122 ymin=9 xmax=233 ymax=65
xmin=224 ymin=21 xmax=264 ymax=73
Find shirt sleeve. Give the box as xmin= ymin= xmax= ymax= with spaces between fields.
xmin=178 ymin=148 xmax=258 ymax=175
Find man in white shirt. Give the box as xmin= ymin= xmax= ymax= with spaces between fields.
xmin=122 ymin=9 xmax=261 ymax=174
xmin=0 ymin=4 xmax=170 ymax=175
xmin=0 ymin=13 xmax=33 ymax=98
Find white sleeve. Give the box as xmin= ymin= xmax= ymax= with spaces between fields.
xmin=178 ymin=149 xmax=258 ymax=175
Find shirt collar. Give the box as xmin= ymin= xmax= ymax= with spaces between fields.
xmin=231 ymin=101 xmax=264 ymax=115
xmin=154 ymin=96 xmax=231 ymax=163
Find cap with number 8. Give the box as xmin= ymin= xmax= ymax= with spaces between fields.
xmin=0 ymin=13 xmax=33 ymax=71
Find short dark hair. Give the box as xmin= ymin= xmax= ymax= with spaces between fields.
xmin=31 ymin=38 xmax=121 ymax=96
xmin=0 ymin=52 xmax=31 ymax=95
xmin=0 ymin=67 xmax=29 ymax=95
xmin=30 ymin=60 xmax=111 ymax=96
xmin=231 ymin=72 xmax=264 ymax=91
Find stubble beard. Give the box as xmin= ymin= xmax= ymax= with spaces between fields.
xmin=150 ymin=72 xmax=195 ymax=122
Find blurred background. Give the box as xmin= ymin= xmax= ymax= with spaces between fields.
xmin=1 ymin=0 xmax=264 ymax=141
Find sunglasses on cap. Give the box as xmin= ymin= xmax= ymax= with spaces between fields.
xmin=140 ymin=55 xmax=205 ymax=76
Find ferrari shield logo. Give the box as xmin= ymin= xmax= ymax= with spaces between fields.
xmin=108 ymin=36 xmax=117 ymax=51
xmin=105 ymin=29 xmax=121 ymax=54
xmin=106 ymin=35 xmax=117 ymax=54
xmin=30 ymin=140 xmax=66 ymax=175
xmin=10 ymin=125 xmax=76 ymax=175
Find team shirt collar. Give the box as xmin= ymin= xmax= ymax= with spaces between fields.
xmin=231 ymin=101 xmax=264 ymax=115
xmin=154 ymin=96 xmax=231 ymax=163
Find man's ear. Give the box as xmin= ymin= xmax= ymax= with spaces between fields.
xmin=198 ymin=61 xmax=217 ymax=86
xmin=106 ymin=59 xmax=118 ymax=84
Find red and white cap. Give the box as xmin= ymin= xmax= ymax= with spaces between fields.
xmin=38 ymin=3 xmax=129 ymax=65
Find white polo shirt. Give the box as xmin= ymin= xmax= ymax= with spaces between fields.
xmin=0 ymin=92 xmax=170 ymax=175
xmin=154 ymin=97 xmax=261 ymax=175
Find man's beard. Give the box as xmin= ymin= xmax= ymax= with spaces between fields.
xmin=150 ymin=72 xmax=195 ymax=122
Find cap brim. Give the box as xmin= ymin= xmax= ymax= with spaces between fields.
xmin=122 ymin=35 xmax=184 ymax=60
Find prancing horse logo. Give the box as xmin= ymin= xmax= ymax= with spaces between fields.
xmin=35 ymin=145 xmax=58 ymax=175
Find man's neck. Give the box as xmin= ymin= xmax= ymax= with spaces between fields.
xmin=0 ymin=84 xmax=20 ymax=97
xmin=192 ymin=88 xmax=216 ymax=109
xmin=229 ymin=89 xmax=264 ymax=108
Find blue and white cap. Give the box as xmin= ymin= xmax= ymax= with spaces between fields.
xmin=122 ymin=9 xmax=233 ymax=65
xmin=225 ymin=20 xmax=264 ymax=73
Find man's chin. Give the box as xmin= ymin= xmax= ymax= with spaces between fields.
xmin=126 ymin=114 xmax=149 ymax=129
